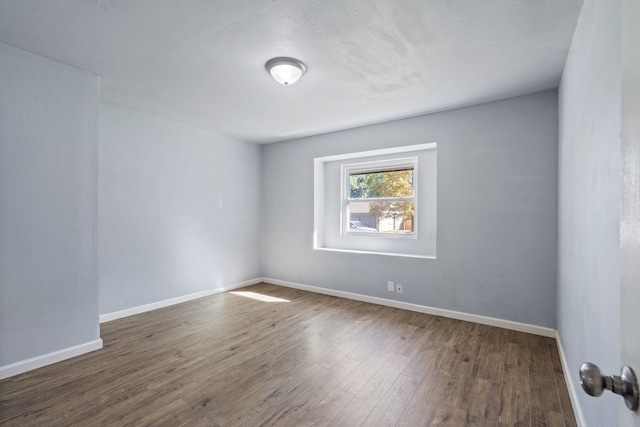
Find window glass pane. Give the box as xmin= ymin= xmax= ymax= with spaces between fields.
xmin=349 ymin=169 xmax=414 ymax=199
xmin=348 ymin=200 xmax=414 ymax=233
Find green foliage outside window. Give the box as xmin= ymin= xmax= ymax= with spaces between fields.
xmin=349 ymin=169 xmax=414 ymax=231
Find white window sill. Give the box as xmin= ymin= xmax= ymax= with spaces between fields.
xmin=314 ymin=246 xmax=436 ymax=260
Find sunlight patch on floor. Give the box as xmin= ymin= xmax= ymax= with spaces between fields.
xmin=229 ymin=291 xmax=290 ymax=302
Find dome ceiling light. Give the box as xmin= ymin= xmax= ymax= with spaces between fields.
xmin=266 ymin=57 xmax=306 ymax=85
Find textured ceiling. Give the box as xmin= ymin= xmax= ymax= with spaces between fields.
xmin=0 ymin=0 xmax=583 ymax=143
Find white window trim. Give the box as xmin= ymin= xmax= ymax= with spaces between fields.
xmin=341 ymin=157 xmax=418 ymax=239
xmin=313 ymin=142 xmax=437 ymax=259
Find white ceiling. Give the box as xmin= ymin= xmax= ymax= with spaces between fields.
xmin=0 ymin=0 xmax=583 ymax=144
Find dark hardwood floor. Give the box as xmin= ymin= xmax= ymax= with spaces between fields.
xmin=0 ymin=283 xmax=576 ymax=426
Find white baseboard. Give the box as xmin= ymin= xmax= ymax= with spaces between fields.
xmin=556 ymin=332 xmax=587 ymax=427
xmin=263 ymin=277 xmax=556 ymax=338
xmin=0 ymin=339 xmax=103 ymax=380
xmin=99 ymin=278 xmax=262 ymax=323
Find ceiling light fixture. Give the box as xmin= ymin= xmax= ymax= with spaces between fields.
xmin=266 ymin=57 xmax=306 ymax=85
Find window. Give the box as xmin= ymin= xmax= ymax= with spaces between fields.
xmin=342 ymin=158 xmax=417 ymax=237
xmin=314 ymin=143 xmax=437 ymax=259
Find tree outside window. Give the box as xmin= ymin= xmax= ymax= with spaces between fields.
xmin=347 ymin=167 xmax=415 ymax=234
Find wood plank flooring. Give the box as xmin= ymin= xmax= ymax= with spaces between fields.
xmin=0 ymin=283 xmax=576 ymax=426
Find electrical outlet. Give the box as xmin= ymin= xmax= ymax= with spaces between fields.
xmin=387 ymin=281 xmax=394 ymax=292
xmin=396 ymin=283 xmax=403 ymax=294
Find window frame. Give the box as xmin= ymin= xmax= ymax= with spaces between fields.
xmin=313 ymin=142 xmax=437 ymax=259
xmin=341 ymin=157 xmax=418 ymax=239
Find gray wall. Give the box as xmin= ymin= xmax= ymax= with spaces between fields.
xmin=0 ymin=42 xmax=100 ymax=366
xmin=263 ymin=91 xmax=559 ymax=328
xmin=558 ymin=0 xmax=621 ymax=425
xmin=99 ymin=103 xmax=262 ymax=314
